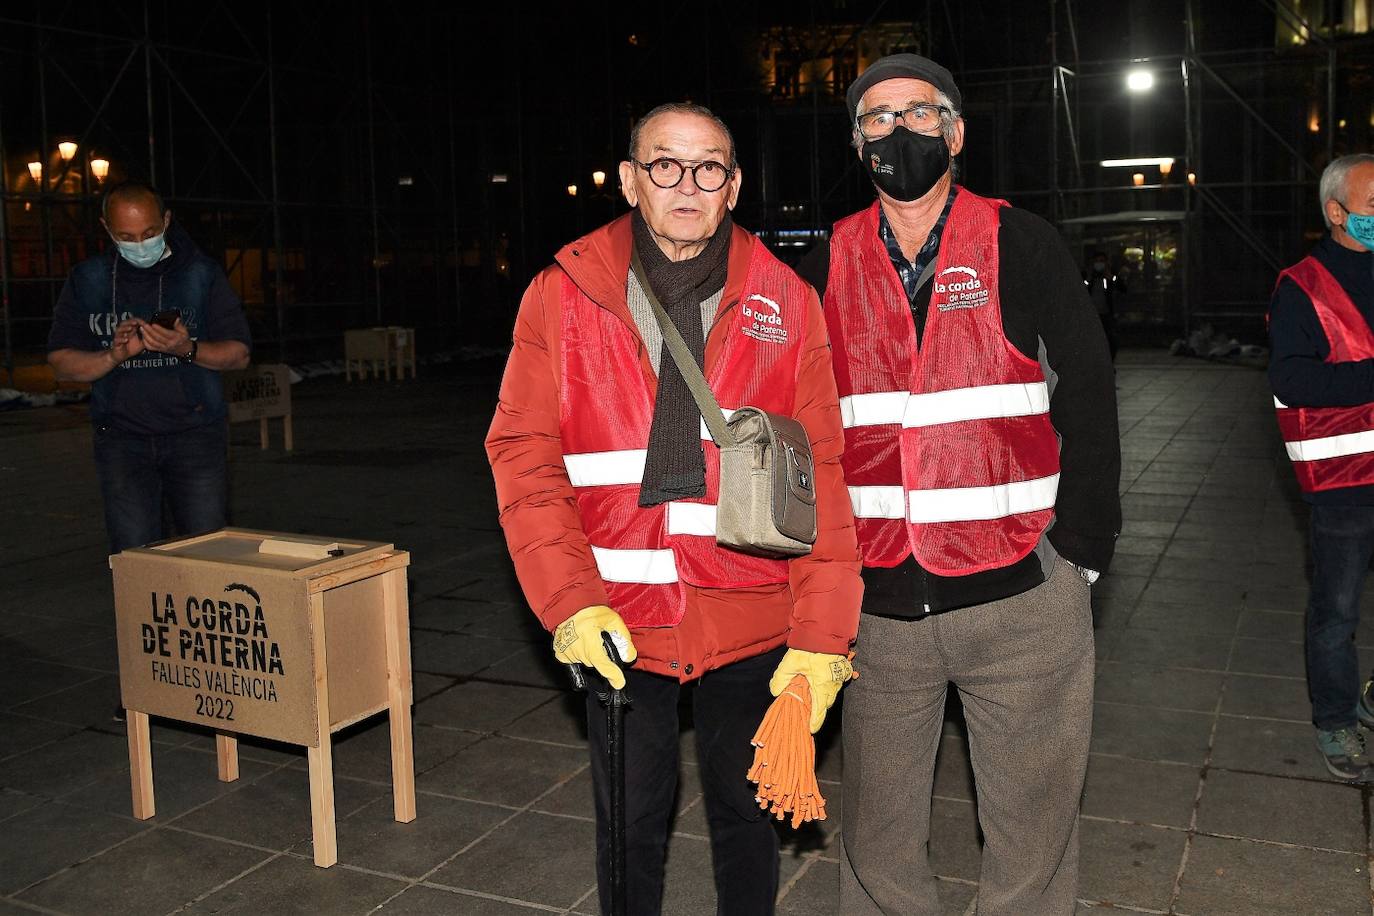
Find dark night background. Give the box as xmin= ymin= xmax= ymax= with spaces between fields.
xmin=1 ymin=0 xmax=1370 ymax=370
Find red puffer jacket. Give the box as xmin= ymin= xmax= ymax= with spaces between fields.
xmin=486 ymin=214 xmax=862 ymax=681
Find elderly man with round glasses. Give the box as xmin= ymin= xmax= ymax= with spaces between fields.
xmin=487 ymin=102 xmax=862 ymax=915
xmin=797 ymin=54 xmax=1120 ymax=914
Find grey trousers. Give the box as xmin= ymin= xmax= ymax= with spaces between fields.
xmin=839 ymin=556 xmax=1095 ymax=916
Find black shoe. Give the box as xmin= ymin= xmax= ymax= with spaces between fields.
xmin=113 ymin=706 xmax=126 ymax=723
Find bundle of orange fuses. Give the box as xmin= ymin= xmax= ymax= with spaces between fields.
xmin=748 ymin=671 xmax=851 ymax=828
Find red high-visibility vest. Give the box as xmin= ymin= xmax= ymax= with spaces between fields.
xmin=1271 ymin=256 xmax=1374 ymax=493
xmin=558 ymin=238 xmax=807 ymax=627
xmin=823 ymin=191 xmax=1061 ymax=576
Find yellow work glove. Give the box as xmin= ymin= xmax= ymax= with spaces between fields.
xmin=552 ymin=605 xmax=637 ymax=690
xmin=768 ymin=648 xmax=855 ymax=734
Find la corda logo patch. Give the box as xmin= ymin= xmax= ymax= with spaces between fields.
xmin=740 ymin=293 xmax=788 ymax=344
xmin=934 ymin=265 xmax=989 ymax=311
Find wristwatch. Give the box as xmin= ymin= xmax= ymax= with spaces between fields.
xmin=183 ymin=338 xmax=198 ymax=363
xmin=1068 ymin=562 xmax=1100 ymax=585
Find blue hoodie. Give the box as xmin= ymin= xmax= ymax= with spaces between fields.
xmin=47 ymin=221 xmax=252 ymax=435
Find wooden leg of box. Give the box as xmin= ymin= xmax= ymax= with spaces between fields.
xmin=307 ymin=592 xmax=338 ymax=867
xmin=127 ymin=710 xmax=155 ymax=820
xmin=215 ymin=733 xmax=239 ymax=782
xmin=284 ymin=414 xmax=294 ymax=452
xmin=381 ymin=568 xmax=416 ymax=823
xmin=259 ymin=417 xmax=269 ymax=450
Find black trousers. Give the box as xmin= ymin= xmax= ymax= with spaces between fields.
xmin=585 ymin=646 xmax=784 ymax=916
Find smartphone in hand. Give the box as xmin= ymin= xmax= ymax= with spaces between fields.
xmin=149 ymin=308 xmax=181 ymax=329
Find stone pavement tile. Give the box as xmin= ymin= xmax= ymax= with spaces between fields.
xmin=1126 ymin=478 xmax=1199 ymax=497
xmin=1139 ymin=577 xmax=1247 ymax=609
xmin=1081 ymin=756 xmax=1199 ymax=828
xmin=0 ymin=658 xmax=104 ymax=708
xmin=0 ymin=712 xmax=81 ymax=761
xmin=1092 ymin=574 xmax=1148 ymax=604
xmin=412 ymin=673 xmax=460 ymax=704
xmin=500 ymin=692 xmax=587 ymax=747
xmin=333 ymin=792 xmax=510 ymax=878
xmin=460 ymin=604 xmax=546 ymax=642
xmin=430 ymin=810 xmax=596 ymax=909
xmin=232 ymin=734 xmax=307 ymax=766
xmin=10 ymin=674 xmax=123 ymax=729
xmin=182 ymin=853 xmax=408 ymax=914
xmin=1235 ymin=609 xmax=1302 ymax=643
xmin=1090 ymin=704 xmax=1214 ymax=765
xmin=1165 ymin=538 xmax=1257 ymax=562
xmin=1090 ymin=598 xmax=1132 ymax=630
xmin=1113 ymin=536 xmax=1170 ymax=557
xmin=1126 ymin=601 xmax=1241 ymax=635
xmin=777 ymin=859 xmax=839 ymax=916
xmin=17 ymin=827 xmax=271 ymax=913
xmin=408 ymin=598 xmax=478 ymax=633
xmin=0 ymin=788 xmax=46 ymax=823
xmin=32 ymin=634 xmax=121 ymax=674
xmin=417 ymin=735 xmax=585 ymax=807
xmin=414 ymin=680 xmax=554 ymax=734
xmin=410 ymin=632 xmax=525 ymax=678
xmin=0 ymin=799 xmax=150 ymax=895
xmin=928 ymin=798 xmax=982 ymax=882
xmin=1108 ymin=628 xmax=1231 ymax=671
xmin=933 ymin=735 xmax=974 ymax=801
xmin=1092 ymin=628 xmax=1121 ymax=662
xmin=1102 ymin=554 xmax=1158 ymax=578
xmin=283 ymin=719 xmax=479 ymax=783
xmin=1228 ymin=637 xmax=1304 ymax=678
xmin=1196 ymin=769 xmax=1364 ymax=852
xmin=1245 ymin=584 xmax=1311 ymax=614
xmin=1175 ymin=835 xmax=1366 ymax=916
xmin=533 ymin=766 xmax=596 ymax=821
xmin=1210 ymin=717 xmax=1334 ymax=782
xmin=61 ymin=745 xmax=275 ymax=820
xmin=490 ymin=645 xmax=572 ymax=690
xmin=1152 ymin=556 xmax=1251 ymax=583
xmin=1220 ymin=673 xmax=1309 ymax=722
xmin=375 ymin=884 xmax=547 ymax=914
xmin=1077 ymin=819 xmax=1187 ymax=912
xmin=172 ymin=767 xmax=387 ymax=851
xmin=0 ymin=728 xmax=131 ymax=798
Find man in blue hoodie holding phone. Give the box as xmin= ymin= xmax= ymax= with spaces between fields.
xmin=48 ymin=180 xmax=252 ymax=562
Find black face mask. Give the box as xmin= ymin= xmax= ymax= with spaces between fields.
xmin=861 ymin=128 xmax=950 ymax=202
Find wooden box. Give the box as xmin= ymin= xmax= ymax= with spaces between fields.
xmin=110 ymin=528 xmax=415 ymax=867
xmin=224 ymin=364 xmax=293 ymax=451
xmin=344 ymin=327 xmax=416 ymax=382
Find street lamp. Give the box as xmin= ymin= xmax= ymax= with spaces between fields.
xmin=90 ymin=158 xmax=110 ymax=182
xmin=27 ymin=161 xmax=42 ymax=182
xmin=1126 ymin=69 xmax=1154 ymax=93
xmin=1132 ymin=173 xmax=1146 ymax=187
xmin=58 ymin=141 xmax=77 ymax=161
xmin=592 ymin=170 xmax=606 ymax=190
xmin=567 ymin=184 xmax=578 ymax=197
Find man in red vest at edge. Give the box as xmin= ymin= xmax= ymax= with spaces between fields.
xmin=485 ymin=102 xmax=862 ymax=915
xmin=795 ymin=56 xmax=1121 ymax=914
xmin=1269 ymin=153 xmax=1374 ymax=783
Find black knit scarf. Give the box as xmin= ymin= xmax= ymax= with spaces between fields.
xmin=633 ymin=209 xmax=733 ymax=508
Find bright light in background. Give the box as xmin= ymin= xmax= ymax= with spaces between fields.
xmin=1188 ymin=172 xmax=1197 ymax=186
xmin=1158 ymin=160 xmax=1173 ymax=177
xmin=1132 ymin=173 xmax=1146 ymax=187
xmin=567 ymin=184 xmax=578 ymax=197
xmin=58 ymin=141 xmax=77 ymax=161
xmin=90 ymin=158 xmax=110 ymax=181
xmin=490 ymin=173 xmax=509 ymax=184
xmin=27 ymin=161 xmax=41 ymax=181
xmin=1100 ymin=157 xmax=1175 ymax=168
xmin=1126 ymin=69 xmax=1154 ymax=92
xmin=592 ymin=170 xmax=606 ymax=189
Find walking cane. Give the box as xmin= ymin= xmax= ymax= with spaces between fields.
xmin=566 ymin=633 xmax=632 ymax=916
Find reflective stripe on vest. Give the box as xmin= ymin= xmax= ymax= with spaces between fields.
xmin=591 ymin=546 xmax=678 ymax=584
xmin=840 ymin=382 xmax=1050 ymax=429
xmin=562 ymin=411 xmax=732 ymax=487
xmin=850 ymin=474 xmax=1059 ymax=523
xmin=1271 ymin=256 xmax=1374 ymax=494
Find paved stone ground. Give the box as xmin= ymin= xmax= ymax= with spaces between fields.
xmin=2 ymin=349 xmax=1373 ymax=915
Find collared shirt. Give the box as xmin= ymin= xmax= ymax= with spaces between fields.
xmin=878 ymin=186 xmax=958 ymax=305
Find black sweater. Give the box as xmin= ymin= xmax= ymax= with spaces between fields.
xmin=798 ymin=202 xmax=1121 ymax=615
xmin=1268 ymin=235 xmax=1374 ymax=505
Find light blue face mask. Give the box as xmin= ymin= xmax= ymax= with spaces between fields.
xmin=1337 ymin=202 xmax=1374 ymax=252
xmin=114 ymin=232 xmax=167 ymax=269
